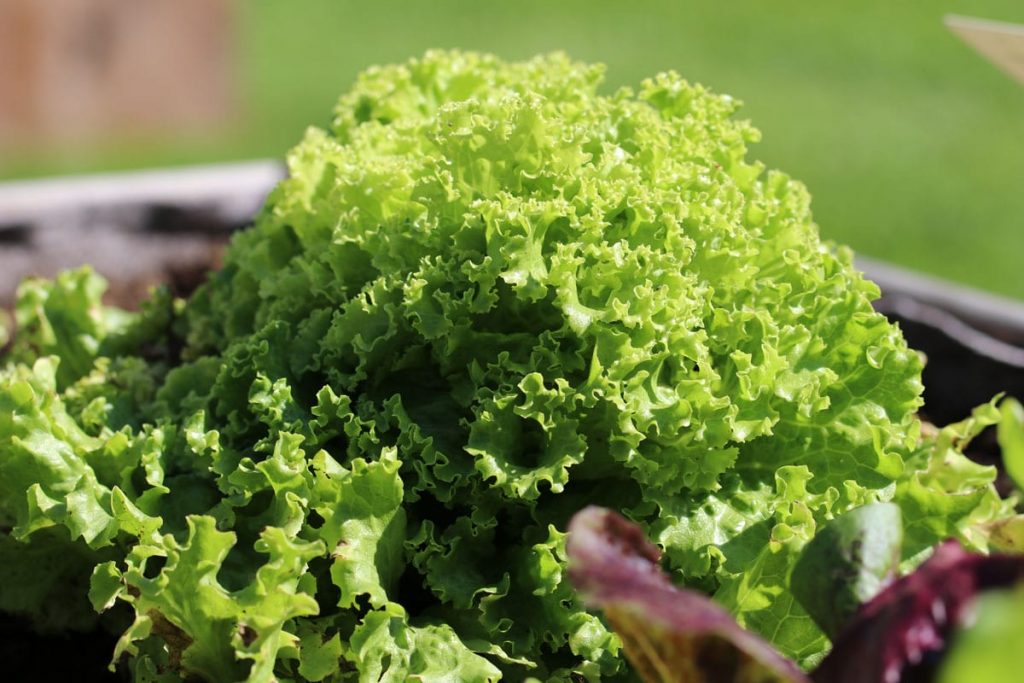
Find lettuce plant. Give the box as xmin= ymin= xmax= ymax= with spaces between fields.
xmin=0 ymin=51 xmax=1013 ymax=681
xmin=567 ymin=506 xmax=1024 ymax=683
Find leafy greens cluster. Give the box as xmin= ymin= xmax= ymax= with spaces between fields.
xmin=567 ymin=506 xmax=1024 ymax=683
xmin=0 ymin=51 xmax=1011 ymax=681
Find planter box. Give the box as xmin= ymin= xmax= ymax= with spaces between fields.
xmin=0 ymin=161 xmax=281 ymax=308
xmin=859 ymin=257 xmax=1024 ymax=429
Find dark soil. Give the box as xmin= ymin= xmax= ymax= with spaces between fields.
xmin=0 ymin=616 xmax=122 ymax=682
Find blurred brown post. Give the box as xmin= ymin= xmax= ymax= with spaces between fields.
xmin=0 ymin=0 xmax=234 ymax=151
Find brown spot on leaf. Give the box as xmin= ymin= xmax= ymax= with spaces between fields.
xmin=238 ymin=623 xmax=258 ymax=647
xmin=148 ymin=610 xmax=192 ymax=671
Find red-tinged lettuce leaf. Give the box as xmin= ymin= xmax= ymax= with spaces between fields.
xmin=567 ymin=506 xmax=809 ymax=683
xmin=812 ymin=540 xmax=1024 ymax=683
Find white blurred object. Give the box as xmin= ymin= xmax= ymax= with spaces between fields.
xmin=946 ymin=14 xmax=1024 ymax=85
xmin=0 ymin=160 xmax=283 ymax=225
xmin=0 ymin=160 xmax=284 ymax=304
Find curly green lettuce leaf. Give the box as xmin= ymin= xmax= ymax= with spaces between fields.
xmin=0 ymin=528 xmax=107 ymax=632
xmin=10 ymin=268 xmax=111 ymax=389
xmin=314 ymin=448 xmax=406 ymax=610
xmin=103 ymin=515 xmax=323 ymax=683
xmin=346 ymin=604 xmax=501 ymax=682
xmin=896 ymin=399 xmax=1015 ymax=559
xmin=0 ymin=357 xmax=107 ymax=542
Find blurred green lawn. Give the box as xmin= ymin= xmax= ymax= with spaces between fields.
xmin=4 ymin=1 xmax=1024 ymax=297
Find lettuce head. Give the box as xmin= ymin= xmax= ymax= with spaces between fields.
xmin=0 ymin=51 xmax=1010 ymax=681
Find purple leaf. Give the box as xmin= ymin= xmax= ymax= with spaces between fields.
xmin=567 ymin=506 xmax=810 ymax=683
